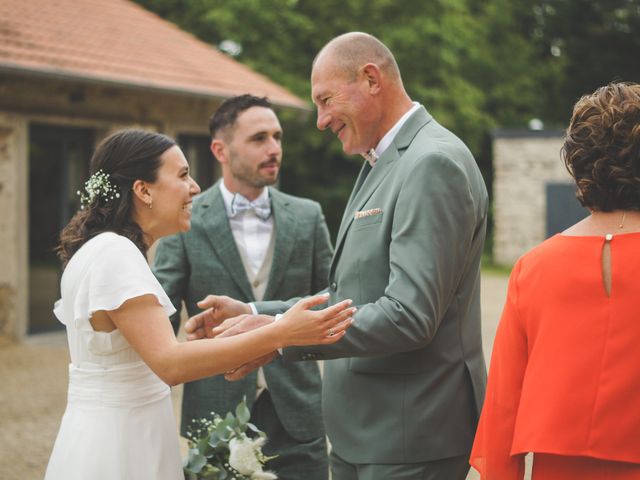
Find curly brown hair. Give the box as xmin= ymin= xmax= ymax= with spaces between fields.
xmin=56 ymin=129 xmax=175 ymax=266
xmin=562 ymin=82 xmax=640 ymax=211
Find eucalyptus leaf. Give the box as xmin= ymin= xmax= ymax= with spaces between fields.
xmin=235 ymin=399 xmax=251 ymax=425
xmin=197 ymin=437 xmax=212 ymax=454
xmin=184 ymin=453 xmax=207 ymax=474
xmin=246 ymin=422 xmax=260 ymax=434
xmin=207 ymin=432 xmax=223 ymax=448
xmin=215 ymin=419 xmax=232 ymax=441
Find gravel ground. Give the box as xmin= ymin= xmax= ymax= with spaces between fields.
xmin=0 ymin=272 xmax=527 ymax=480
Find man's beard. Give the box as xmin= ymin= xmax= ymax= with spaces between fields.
xmin=230 ymin=159 xmax=280 ymax=188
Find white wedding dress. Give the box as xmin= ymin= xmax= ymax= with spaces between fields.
xmin=45 ymin=232 xmax=183 ymax=480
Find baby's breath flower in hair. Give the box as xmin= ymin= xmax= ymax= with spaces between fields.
xmin=77 ymin=169 xmax=120 ymax=209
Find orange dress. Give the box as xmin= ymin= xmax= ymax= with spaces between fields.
xmin=470 ymin=233 xmax=640 ymax=479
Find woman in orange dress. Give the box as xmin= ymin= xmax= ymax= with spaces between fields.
xmin=470 ymin=82 xmax=640 ymax=479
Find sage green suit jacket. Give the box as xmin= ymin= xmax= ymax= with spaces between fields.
xmin=256 ymin=107 xmax=488 ymax=464
xmin=153 ymin=184 xmax=333 ymax=442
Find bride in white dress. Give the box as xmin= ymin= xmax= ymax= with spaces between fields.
xmin=45 ymin=129 xmax=354 ymax=480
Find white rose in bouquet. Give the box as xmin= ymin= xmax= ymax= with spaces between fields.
xmin=184 ymin=398 xmax=278 ymax=479
xmin=228 ymin=436 xmax=277 ymax=479
xmin=229 ymin=437 xmax=263 ymax=474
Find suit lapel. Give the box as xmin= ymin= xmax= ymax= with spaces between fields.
xmin=331 ymin=107 xmax=433 ymax=269
xmin=334 ymin=149 xmax=398 ymax=251
xmin=263 ymin=188 xmax=297 ymax=300
xmin=334 ymin=161 xmax=371 ymax=243
xmin=199 ymin=184 xmax=255 ymax=301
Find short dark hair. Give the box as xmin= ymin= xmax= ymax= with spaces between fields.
xmin=562 ymin=82 xmax=640 ymax=211
xmin=57 ymin=129 xmax=176 ymax=265
xmin=208 ymin=94 xmax=273 ymax=139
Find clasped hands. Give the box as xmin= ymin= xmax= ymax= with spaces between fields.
xmin=184 ymin=294 xmax=354 ymax=381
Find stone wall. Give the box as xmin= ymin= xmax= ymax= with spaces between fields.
xmin=0 ymin=113 xmax=28 ymax=338
xmin=492 ymin=130 xmax=569 ymax=265
xmin=0 ymin=73 xmax=225 ymax=339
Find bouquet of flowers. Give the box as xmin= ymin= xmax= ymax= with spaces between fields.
xmin=183 ymin=397 xmax=277 ymax=480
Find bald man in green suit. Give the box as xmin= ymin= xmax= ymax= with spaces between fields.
xmin=187 ymin=33 xmax=488 ymax=480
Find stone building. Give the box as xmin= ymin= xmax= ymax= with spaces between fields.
xmin=0 ymin=0 xmax=306 ymax=339
xmin=492 ymin=129 xmax=588 ymax=266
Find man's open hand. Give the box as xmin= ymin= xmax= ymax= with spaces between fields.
xmin=184 ymin=295 xmax=251 ymax=340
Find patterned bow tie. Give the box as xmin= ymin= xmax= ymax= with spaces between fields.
xmin=230 ymin=193 xmax=272 ymax=221
xmin=362 ymin=148 xmax=379 ymax=166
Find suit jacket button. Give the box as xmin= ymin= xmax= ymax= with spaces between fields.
xmin=330 ymin=282 xmax=337 ymax=291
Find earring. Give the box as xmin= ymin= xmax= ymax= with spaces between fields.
xmin=147 ymin=200 xmax=153 ymax=210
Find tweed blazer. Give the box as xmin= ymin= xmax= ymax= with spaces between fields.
xmin=153 ymin=183 xmax=333 ymax=440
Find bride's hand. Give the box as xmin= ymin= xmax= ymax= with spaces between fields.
xmin=277 ymin=294 xmax=355 ymax=347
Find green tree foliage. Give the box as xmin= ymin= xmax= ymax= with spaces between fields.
xmin=531 ymin=0 xmax=640 ymax=125
xmin=134 ymin=0 xmax=639 ymax=238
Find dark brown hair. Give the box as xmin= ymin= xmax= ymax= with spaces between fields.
xmin=208 ymin=94 xmax=272 ymax=139
xmin=562 ymin=82 xmax=640 ymax=211
xmin=56 ymin=129 xmax=175 ymax=266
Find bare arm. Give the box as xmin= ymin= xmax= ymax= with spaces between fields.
xmin=107 ymin=293 xmax=354 ymax=386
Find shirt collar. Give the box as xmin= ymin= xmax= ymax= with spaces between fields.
xmin=373 ymin=102 xmax=420 ymax=158
xmin=219 ymin=181 xmax=269 ymax=218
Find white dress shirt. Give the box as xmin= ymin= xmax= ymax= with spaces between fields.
xmin=373 ymin=102 xmax=421 ymax=161
xmin=220 ymin=181 xmax=273 ymax=396
xmin=219 ymin=182 xmax=273 ymax=289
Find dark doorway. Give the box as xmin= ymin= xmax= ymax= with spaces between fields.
xmin=546 ymin=182 xmax=589 ymax=238
xmin=28 ymin=124 xmax=95 ymax=334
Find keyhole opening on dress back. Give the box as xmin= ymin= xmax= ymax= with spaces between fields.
xmin=601 ymin=236 xmax=612 ymax=297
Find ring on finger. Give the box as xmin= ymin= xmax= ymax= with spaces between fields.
xmin=328 ymin=328 xmax=334 ymax=337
